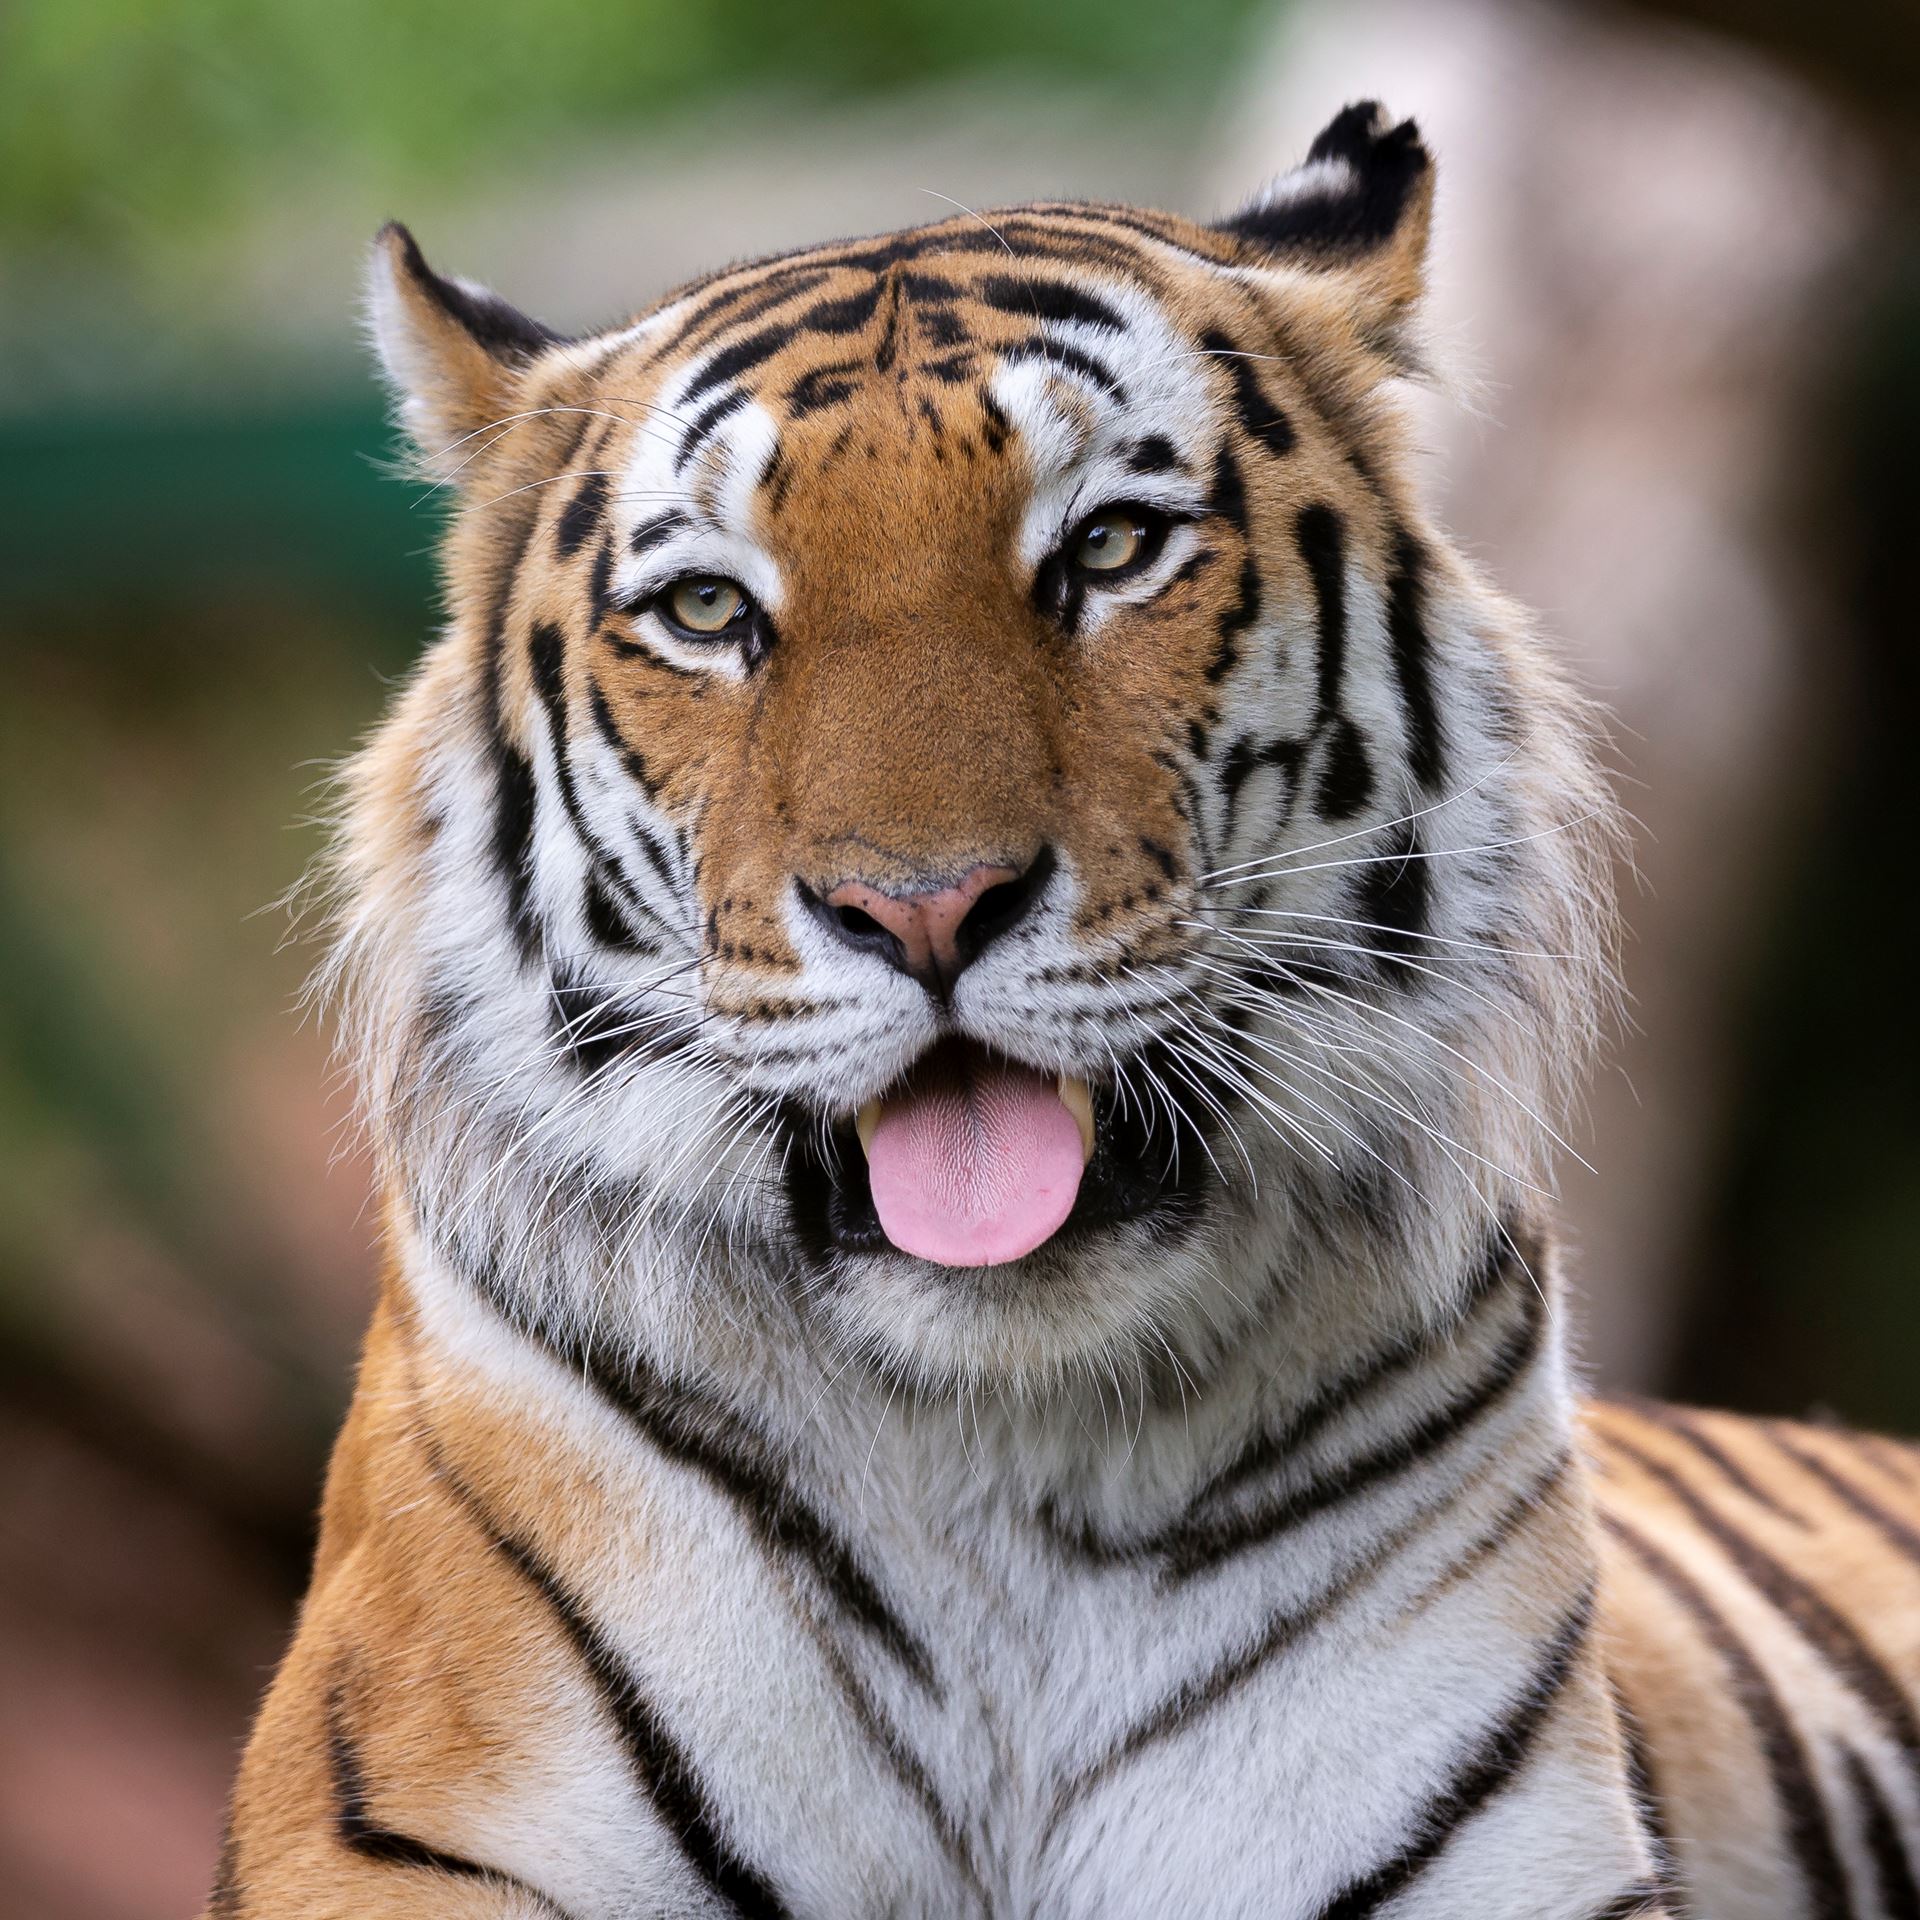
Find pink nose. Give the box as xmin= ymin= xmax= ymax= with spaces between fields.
xmin=811 ymin=853 xmax=1053 ymax=997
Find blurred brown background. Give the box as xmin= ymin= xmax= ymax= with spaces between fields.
xmin=0 ymin=2 xmax=1914 ymax=1913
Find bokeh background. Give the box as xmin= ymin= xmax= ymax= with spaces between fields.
xmin=1 ymin=1 xmax=1914 ymax=1912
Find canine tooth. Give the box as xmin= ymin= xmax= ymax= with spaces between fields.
xmin=1057 ymin=1074 xmax=1096 ymax=1165
xmin=856 ymin=1099 xmax=883 ymax=1157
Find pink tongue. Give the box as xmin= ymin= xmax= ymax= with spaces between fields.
xmin=866 ymin=1055 xmax=1085 ymax=1268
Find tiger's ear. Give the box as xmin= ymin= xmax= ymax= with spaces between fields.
xmin=366 ymin=222 xmax=562 ymax=469
xmin=1213 ymin=102 xmax=1434 ymax=363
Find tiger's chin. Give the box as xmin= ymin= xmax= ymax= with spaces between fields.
xmin=779 ymin=1034 xmax=1221 ymax=1390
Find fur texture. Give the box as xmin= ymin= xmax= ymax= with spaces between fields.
xmin=212 ymin=105 xmax=1920 ymax=1919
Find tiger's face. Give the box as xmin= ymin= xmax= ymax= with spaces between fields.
xmin=348 ymin=106 xmax=1612 ymax=1393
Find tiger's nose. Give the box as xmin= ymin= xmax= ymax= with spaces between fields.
xmin=806 ymin=850 xmax=1055 ymax=999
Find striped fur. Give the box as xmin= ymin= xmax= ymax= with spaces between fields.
xmin=210 ymin=105 xmax=1920 ymax=1916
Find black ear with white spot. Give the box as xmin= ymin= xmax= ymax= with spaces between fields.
xmin=1215 ymin=103 xmax=1434 ymax=357
xmin=365 ymin=222 xmax=563 ymax=471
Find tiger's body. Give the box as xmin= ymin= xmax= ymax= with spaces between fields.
xmin=212 ymin=107 xmax=1920 ymax=1918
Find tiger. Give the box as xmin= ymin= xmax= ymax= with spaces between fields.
xmin=208 ymin=102 xmax=1920 ymax=1919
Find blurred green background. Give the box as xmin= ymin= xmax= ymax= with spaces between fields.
xmin=0 ymin=2 xmax=1914 ymax=1914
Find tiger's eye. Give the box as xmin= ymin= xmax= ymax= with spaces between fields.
xmin=1073 ymin=514 xmax=1147 ymax=572
xmin=664 ymin=577 xmax=746 ymax=635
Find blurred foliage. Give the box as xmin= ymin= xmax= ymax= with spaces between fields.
xmin=0 ymin=0 xmax=1264 ymax=270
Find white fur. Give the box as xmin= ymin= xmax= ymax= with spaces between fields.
xmin=321 ymin=174 xmax=1641 ymax=1914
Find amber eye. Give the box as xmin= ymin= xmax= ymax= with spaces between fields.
xmin=660 ymin=576 xmax=749 ymax=637
xmin=1069 ymin=507 xmax=1157 ymax=574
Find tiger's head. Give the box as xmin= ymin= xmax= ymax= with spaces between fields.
xmin=338 ymin=104 xmax=1615 ymax=1396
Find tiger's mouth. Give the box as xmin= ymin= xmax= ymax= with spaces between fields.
xmin=852 ymin=1040 xmax=1096 ymax=1267
xmin=782 ymin=1036 xmax=1210 ymax=1269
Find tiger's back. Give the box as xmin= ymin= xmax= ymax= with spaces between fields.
xmin=1596 ymin=1401 xmax=1920 ymax=1915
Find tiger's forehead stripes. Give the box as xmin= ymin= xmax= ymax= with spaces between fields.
xmin=524 ymin=200 xmax=1441 ymax=1028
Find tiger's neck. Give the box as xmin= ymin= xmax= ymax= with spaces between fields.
xmin=396 ymin=1193 xmax=1571 ymax=1547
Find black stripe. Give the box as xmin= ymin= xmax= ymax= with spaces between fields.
xmin=555 ymin=471 xmax=608 ymax=559
xmin=1207 ymin=1229 xmax=1521 ymax=1511
xmin=680 ymin=325 xmax=793 ymax=405
xmin=655 ymin=222 xmax=1155 ymax=376
xmin=1613 ymin=1687 xmax=1674 ymax=1895
xmin=1041 ymin=1229 xmax=1519 ymax=1567
xmin=1138 ymin=836 xmax=1179 ymax=883
xmin=676 ymin=389 xmax=749 ymax=471
xmin=1162 ymin=1271 xmax=1545 ymax=1583
xmin=1312 ymin=1586 xmax=1595 ymax=1920
xmin=582 ymin=868 xmax=652 ymax=953
xmin=795 ymin=282 xmax=885 ymax=335
xmin=526 ymin=621 xmax=669 ymax=944
xmin=419 ymin=1434 xmax=790 ymax=1919
xmin=1843 ymin=1746 xmax=1920 ymax=1920
xmin=1609 ymin=1432 xmax=1920 ymax=1792
xmin=1204 ymin=328 xmax=1295 ymax=457
xmin=629 ymin=509 xmax=689 ymax=556
xmin=1206 ymin=442 xmax=1248 ymax=534
xmin=326 ymin=1681 xmax=568 ymax=1910
xmin=548 ymin=965 xmax=688 ymax=1075
xmin=899 ymin=271 xmax=964 ymax=302
xmin=803 ymin=1622 xmax=981 ymax=1900
xmin=478 ymin=427 xmax=573 ymax=966
xmin=1220 ymin=735 xmax=1304 ymax=831
xmin=786 ymin=360 xmax=865 ymax=416
xmin=1764 ymin=1422 xmax=1920 ymax=1569
xmin=670 ymin=270 xmax=830 ymax=362
xmin=762 ymin=445 xmax=795 ymax=512
xmin=1167 ymin=542 xmax=1214 ymax=592
xmin=528 ymin=620 xmax=573 ymax=749
xmin=626 ymin=816 xmax=682 ymax=901
xmin=586 ymin=534 xmax=615 ymax=629
xmin=1385 ymin=528 xmax=1446 ymax=790
xmin=918 ymin=306 xmax=969 ymax=350
xmin=1295 ymin=502 xmax=1349 ymax=720
xmin=470 ymin=1272 xmax=938 ymax=1694
xmin=528 ymin=622 xmax=638 ymax=900
xmin=1128 ymin=433 xmax=1181 ymax=474
xmin=980 ymin=274 xmax=1124 ymax=330
xmin=478 ymin=412 xmax=600 ymax=918
xmin=1315 ymin=713 xmax=1375 ymax=821
xmin=922 ymin=351 xmax=977 ymax=385
xmin=1047 ymin=1501 xmax=1439 ymax=1836
xmin=1205 ymin=554 xmax=1262 ymax=685
xmin=979 ymin=390 xmax=1013 ymax=454
xmin=1052 ymin=1444 xmax=1572 ymax=1841
xmin=1005 ymin=336 xmax=1125 ymax=401
xmin=1031 ymin=1232 xmax=1531 ymax=1579
xmin=1400 ymin=1448 xmax=1574 ymax=1616
xmin=1350 ymin=821 xmax=1430 ymax=971
xmin=991 ymin=216 xmax=1172 ymax=279
xmin=589 ymin=679 xmax=663 ymax=798
xmin=1623 ymin=1402 xmax=1809 ymax=1526
xmin=1605 ymin=1513 xmax=1851 ymax=1920
xmin=871 ymin=282 xmax=903 ymax=372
